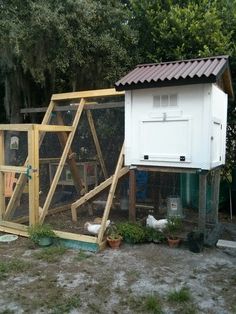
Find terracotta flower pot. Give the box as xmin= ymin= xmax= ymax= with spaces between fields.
xmin=107 ymin=236 xmax=122 ymax=249
xmin=167 ymin=237 xmax=181 ymax=248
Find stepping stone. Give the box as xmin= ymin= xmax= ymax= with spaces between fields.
xmin=216 ymin=239 xmax=236 ymax=249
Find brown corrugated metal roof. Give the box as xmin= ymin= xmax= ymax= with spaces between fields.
xmin=115 ymin=55 xmax=234 ymax=98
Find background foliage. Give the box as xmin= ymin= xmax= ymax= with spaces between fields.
xmin=0 ymin=0 xmax=235 ymax=169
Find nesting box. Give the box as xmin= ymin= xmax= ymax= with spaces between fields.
xmin=115 ymin=56 xmax=234 ymax=170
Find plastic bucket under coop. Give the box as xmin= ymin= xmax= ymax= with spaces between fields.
xmin=167 ymin=196 xmax=184 ymax=218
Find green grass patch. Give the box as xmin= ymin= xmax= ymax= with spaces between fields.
xmin=74 ymin=250 xmax=91 ymax=262
xmin=167 ymin=287 xmax=191 ymax=303
xmin=0 ymin=259 xmax=32 ymax=280
xmin=145 ymin=295 xmax=163 ymax=313
xmin=33 ymin=246 xmax=67 ymax=263
xmin=52 ymin=294 xmax=80 ymax=314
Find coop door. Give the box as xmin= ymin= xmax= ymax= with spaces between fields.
xmin=139 ymin=118 xmax=191 ymax=163
xmin=211 ymin=119 xmax=222 ymax=165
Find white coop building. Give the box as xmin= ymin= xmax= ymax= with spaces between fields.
xmin=115 ymin=56 xmax=234 ymax=232
xmin=115 ymin=55 xmax=234 ymax=170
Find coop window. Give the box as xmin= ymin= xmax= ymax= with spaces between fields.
xmin=153 ymin=94 xmax=178 ymax=108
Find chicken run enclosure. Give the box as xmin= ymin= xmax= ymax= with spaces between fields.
xmin=0 ymin=88 xmax=129 ymax=251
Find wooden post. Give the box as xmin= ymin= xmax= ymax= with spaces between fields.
xmin=0 ymin=131 xmax=5 ymax=218
xmin=97 ymin=144 xmax=124 ymax=243
xmin=39 ymin=98 xmax=85 ymax=223
xmin=28 ymin=126 xmax=39 ymax=225
xmin=211 ymin=168 xmax=221 ymax=224
xmin=129 ymin=169 xmax=136 ymax=222
xmin=56 ymin=112 xmax=84 ymax=194
xmin=86 ymin=110 xmax=108 ymax=179
xmin=198 ymin=172 xmax=207 ymax=232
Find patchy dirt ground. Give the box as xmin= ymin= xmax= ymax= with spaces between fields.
xmin=0 ymin=237 xmax=235 ymax=314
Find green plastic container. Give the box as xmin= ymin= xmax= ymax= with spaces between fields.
xmin=180 ymin=173 xmax=229 ymax=212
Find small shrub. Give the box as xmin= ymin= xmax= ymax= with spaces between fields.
xmin=144 ymin=227 xmax=165 ymax=243
xmin=117 ymin=222 xmax=146 ymax=244
xmin=168 ymin=287 xmax=191 ymax=303
xmin=28 ymin=224 xmax=56 ymax=244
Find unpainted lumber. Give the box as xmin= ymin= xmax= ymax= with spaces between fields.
xmin=97 ymin=144 xmax=124 ymax=243
xmin=86 ymin=110 xmax=108 ymax=179
xmin=71 ymin=166 xmax=129 ymax=222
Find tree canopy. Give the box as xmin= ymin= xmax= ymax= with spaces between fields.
xmin=0 ymin=0 xmax=235 ymax=167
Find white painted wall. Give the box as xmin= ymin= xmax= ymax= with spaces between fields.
xmin=125 ymin=83 xmax=228 ymax=170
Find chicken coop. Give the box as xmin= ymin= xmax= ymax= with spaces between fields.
xmin=115 ymin=55 xmax=234 ymax=230
xmin=115 ymin=56 xmax=233 ymax=170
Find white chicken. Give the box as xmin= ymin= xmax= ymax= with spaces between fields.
xmin=146 ymin=215 xmax=168 ymax=231
xmin=84 ymin=219 xmax=110 ymax=235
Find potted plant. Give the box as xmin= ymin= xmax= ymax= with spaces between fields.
xmin=28 ymin=223 xmax=57 ymax=247
xmin=106 ymin=224 xmax=122 ymax=249
xmin=117 ymin=222 xmax=146 ymax=244
xmin=165 ymin=217 xmax=183 ymax=248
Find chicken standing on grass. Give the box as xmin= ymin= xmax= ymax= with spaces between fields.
xmin=84 ymin=220 xmax=110 ymax=235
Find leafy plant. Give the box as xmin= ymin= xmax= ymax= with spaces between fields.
xmin=117 ymin=222 xmax=146 ymax=244
xmin=106 ymin=223 xmax=122 ymax=240
xmin=144 ymin=227 xmax=165 ymax=243
xmin=28 ymin=224 xmax=56 ymax=244
xmin=164 ymin=217 xmax=183 ymax=239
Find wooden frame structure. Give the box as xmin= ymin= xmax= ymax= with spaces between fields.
xmin=0 ymin=88 xmax=127 ymax=251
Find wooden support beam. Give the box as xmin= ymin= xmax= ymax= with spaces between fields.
xmin=54 ymin=230 xmax=97 ymax=243
xmin=210 ymin=168 xmax=221 ymax=224
xmin=198 ymin=172 xmax=208 ymax=232
xmin=51 ymin=88 xmax=124 ymax=101
xmin=20 ymin=101 xmax=124 ymax=114
xmin=129 ymin=169 xmax=136 ymax=222
xmin=39 ymin=98 xmax=85 ymax=224
xmin=71 ymin=166 xmax=129 ymax=222
xmin=97 ymin=144 xmax=124 ymax=243
xmin=28 ymin=126 xmax=39 ymax=225
xmin=86 ymin=110 xmax=108 ymax=179
xmin=4 ymin=100 xmax=55 ymax=220
xmin=0 ymin=124 xmax=34 ymax=131
xmin=56 ymin=112 xmax=84 ymax=194
xmin=0 ymin=131 xmax=5 ymax=218
xmin=137 ymin=165 xmax=199 ymax=174
xmin=38 ymin=125 xmax=73 ymax=132
xmin=0 ymin=165 xmax=28 ymax=173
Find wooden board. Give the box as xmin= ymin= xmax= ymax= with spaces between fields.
xmin=56 ymin=112 xmax=84 ymax=194
xmin=71 ymin=166 xmax=129 ymax=221
xmin=39 ymin=98 xmax=85 ymax=223
xmin=0 ymin=131 xmax=5 ymax=218
xmin=86 ymin=110 xmax=108 ymax=179
xmin=20 ymin=101 xmax=124 ymax=114
xmin=51 ymin=88 xmax=124 ymax=101
xmin=97 ymin=144 xmax=124 ymax=243
xmin=217 ymin=239 xmax=236 ymax=249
